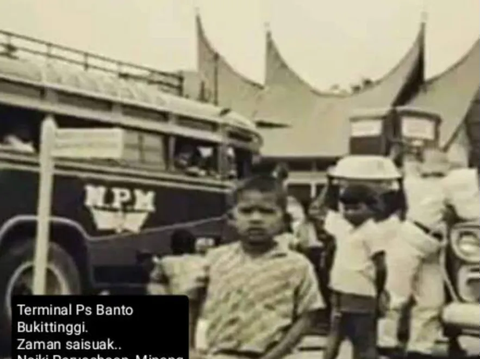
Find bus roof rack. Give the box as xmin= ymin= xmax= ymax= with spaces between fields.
xmin=0 ymin=29 xmax=184 ymax=95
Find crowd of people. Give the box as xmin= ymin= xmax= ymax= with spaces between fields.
xmin=147 ymin=147 xmax=480 ymax=359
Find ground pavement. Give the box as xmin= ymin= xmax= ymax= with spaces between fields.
xmin=287 ymin=335 xmax=480 ymax=359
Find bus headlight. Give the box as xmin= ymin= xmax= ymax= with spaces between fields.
xmin=452 ymin=231 xmax=480 ymax=263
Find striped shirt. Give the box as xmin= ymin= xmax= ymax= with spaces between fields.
xmin=191 ymin=242 xmax=324 ymax=354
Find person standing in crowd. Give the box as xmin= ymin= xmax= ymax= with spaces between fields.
xmin=295 ymin=200 xmax=327 ymax=281
xmin=380 ymin=148 xmax=453 ymax=359
xmin=323 ymin=184 xmax=388 ymax=359
xmin=196 ymin=237 xmax=216 ymax=256
xmin=149 ymin=229 xmax=206 ymax=296
xmin=275 ymin=196 xmax=304 ymax=251
xmin=295 ymin=199 xmax=334 ymax=333
xmin=376 ymin=183 xmax=407 ymax=356
xmin=188 ymin=174 xmax=324 ymax=359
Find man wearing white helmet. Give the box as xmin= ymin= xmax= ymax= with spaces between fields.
xmin=380 ymin=147 xmax=479 ymax=359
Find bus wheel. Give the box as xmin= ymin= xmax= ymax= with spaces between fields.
xmin=0 ymin=239 xmax=81 ymax=355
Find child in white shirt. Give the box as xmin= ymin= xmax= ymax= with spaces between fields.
xmin=323 ymin=184 xmax=388 ymax=359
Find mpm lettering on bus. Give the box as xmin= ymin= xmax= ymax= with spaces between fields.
xmin=83 ymin=184 xmax=156 ymax=233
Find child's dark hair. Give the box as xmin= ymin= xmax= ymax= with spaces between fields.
xmin=230 ymin=174 xmax=287 ymax=210
xmin=339 ymin=183 xmax=379 ymax=210
xmin=170 ymin=229 xmax=196 ymax=255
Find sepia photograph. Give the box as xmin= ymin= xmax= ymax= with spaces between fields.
xmin=0 ymin=0 xmax=479 ymax=358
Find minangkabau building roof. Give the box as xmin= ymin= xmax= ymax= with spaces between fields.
xmin=197 ymin=16 xmax=264 ymax=120
xmin=197 ymin=16 xmax=425 ymax=158
xmin=407 ymin=38 xmax=480 ymax=148
xmin=256 ymin=27 xmax=424 ymax=157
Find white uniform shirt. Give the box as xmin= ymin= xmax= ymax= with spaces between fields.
xmin=325 ymin=211 xmax=385 ymax=297
xmin=377 ymin=215 xmax=401 ymax=248
xmin=404 ymin=175 xmax=447 ymax=231
xmin=443 ymin=168 xmax=480 ymax=221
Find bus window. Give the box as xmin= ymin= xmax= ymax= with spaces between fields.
xmin=123 ymin=130 xmax=167 ymax=169
xmin=230 ymin=147 xmax=252 ymax=179
xmin=173 ymin=137 xmax=219 ymax=178
xmin=0 ymin=104 xmax=40 ymax=154
xmin=141 ymin=132 xmax=167 ymax=167
xmin=1 ymin=121 xmax=35 ymax=153
xmin=124 ymin=131 xmax=142 ymax=162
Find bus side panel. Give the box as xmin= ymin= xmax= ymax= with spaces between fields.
xmin=0 ymin=167 xmax=229 ymax=268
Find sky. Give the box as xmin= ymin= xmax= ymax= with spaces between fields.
xmin=0 ymin=0 xmax=478 ymax=90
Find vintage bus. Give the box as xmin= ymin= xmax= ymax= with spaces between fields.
xmin=0 ymin=32 xmax=262 ymax=349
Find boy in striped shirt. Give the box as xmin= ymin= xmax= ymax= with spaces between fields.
xmin=188 ymin=174 xmax=324 ymax=359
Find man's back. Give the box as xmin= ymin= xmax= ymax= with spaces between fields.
xmin=404 ymin=175 xmax=446 ymax=230
xmin=443 ymin=168 xmax=480 ymax=221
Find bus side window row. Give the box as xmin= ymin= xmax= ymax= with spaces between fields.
xmin=173 ymin=139 xmax=238 ymax=179
xmin=0 ymin=111 xmax=246 ymax=180
xmin=122 ymin=131 xmax=240 ymax=180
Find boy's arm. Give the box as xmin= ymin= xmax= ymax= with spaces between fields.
xmin=372 ymin=252 xmax=387 ymax=296
xmin=366 ymin=225 xmax=388 ymax=296
xmin=186 ymin=258 xmax=210 ymax=349
xmin=261 ymin=261 xmax=324 ymax=359
xmin=261 ymin=311 xmax=318 ymax=359
xmin=188 ymin=287 xmax=206 ymax=349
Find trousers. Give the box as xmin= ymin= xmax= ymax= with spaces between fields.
xmin=324 ymin=292 xmax=379 ymax=359
xmin=378 ymin=221 xmax=445 ymax=354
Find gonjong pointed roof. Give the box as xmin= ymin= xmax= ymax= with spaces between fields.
xmin=196 ymin=15 xmax=263 ymax=119
xmin=257 ymin=25 xmax=425 ymax=157
xmin=196 ymin=15 xmax=425 ymax=158
xmin=407 ymin=38 xmax=480 ymax=148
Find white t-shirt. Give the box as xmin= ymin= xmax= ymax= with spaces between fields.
xmin=325 ymin=212 xmax=385 ymax=297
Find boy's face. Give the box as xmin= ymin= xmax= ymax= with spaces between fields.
xmin=341 ymin=202 xmax=372 ymax=227
xmin=232 ymin=190 xmax=283 ymax=245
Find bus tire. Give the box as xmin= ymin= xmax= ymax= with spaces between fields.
xmin=0 ymin=239 xmax=81 ymax=355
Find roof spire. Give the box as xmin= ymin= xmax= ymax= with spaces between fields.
xmin=193 ymin=0 xmax=201 ymax=17
xmin=420 ymin=0 xmax=428 ymax=25
xmin=264 ymin=21 xmax=270 ymax=34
